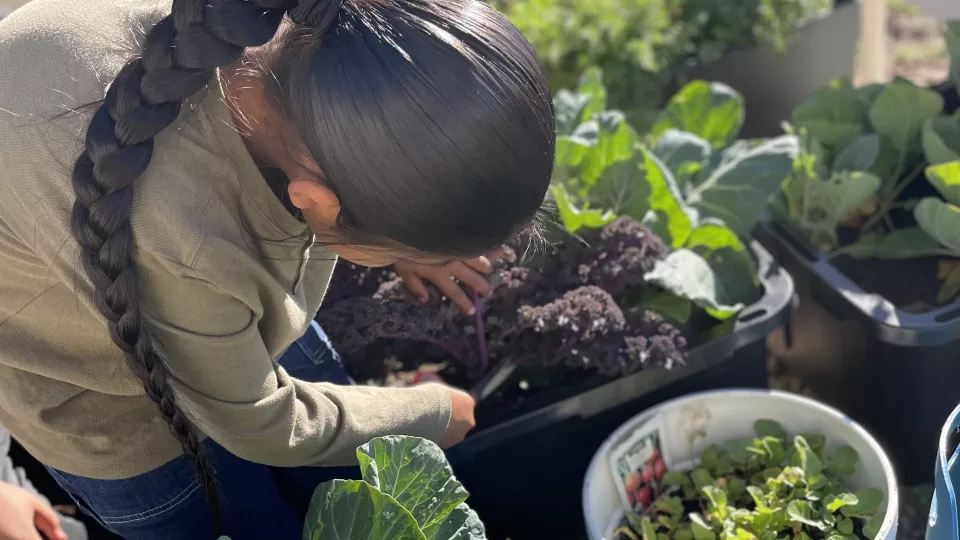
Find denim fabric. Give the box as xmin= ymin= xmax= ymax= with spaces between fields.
xmin=45 ymin=322 xmax=358 ymax=540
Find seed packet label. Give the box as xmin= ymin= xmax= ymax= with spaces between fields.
xmin=608 ymin=414 xmax=674 ymax=512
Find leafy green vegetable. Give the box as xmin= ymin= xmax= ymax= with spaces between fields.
xmin=778 ymin=71 xmax=960 ymax=291
xmin=922 ymin=115 xmax=960 ymax=165
xmin=552 ymin=74 xmax=786 ymax=321
xmin=685 ymin=134 xmax=798 ymax=237
xmin=614 ymin=420 xmax=887 ymax=540
xmin=303 ymin=436 xmax=486 ymax=540
xmin=644 ymin=249 xmax=745 ymax=319
xmin=868 ymin=82 xmax=943 ymax=156
xmin=651 ymin=82 xmax=744 ymax=149
xmin=552 ymin=185 xmax=616 ymax=233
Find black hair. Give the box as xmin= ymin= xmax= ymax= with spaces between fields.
xmin=70 ymin=0 xmax=553 ymax=528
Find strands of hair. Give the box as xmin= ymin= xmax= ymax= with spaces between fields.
xmin=70 ymin=0 xmax=553 ymax=531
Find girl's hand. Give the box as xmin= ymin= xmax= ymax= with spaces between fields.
xmin=0 ymin=482 xmax=67 ymax=540
xmin=394 ymin=257 xmax=493 ymax=314
xmin=438 ymin=387 xmax=477 ymax=448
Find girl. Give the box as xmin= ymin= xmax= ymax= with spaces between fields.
xmin=0 ymin=0 xmax=554 ymax=538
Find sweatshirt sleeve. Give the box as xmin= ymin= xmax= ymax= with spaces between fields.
xmin=133 ymin=248 xmax=452 ymax=467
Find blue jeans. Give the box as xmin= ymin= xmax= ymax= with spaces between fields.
xmin=45 ymin=321 xmax=359 ymax=540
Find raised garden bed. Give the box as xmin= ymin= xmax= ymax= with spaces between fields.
xmin=754 ymin=47 xmax=960 ymax=485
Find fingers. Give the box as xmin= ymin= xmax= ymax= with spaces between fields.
xmin=449 ymin=262 xmax=491 ymax=297
xmin=432 ymin=271 xmax=476 ymax=315
xmin=32 ymin=501 xmax=66 ymax=540
xmin=463 ymin=256 xmax=492 ymax=274
xmin=397 ymin=268 xmax=430 ymax=304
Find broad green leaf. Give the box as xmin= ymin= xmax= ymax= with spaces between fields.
xmin=868 ymin=82 xmax=944 ymax=154
xmin=915 ymin=198 xmax=960 ymax=254
xmin=640 ymin=291 xmax=693 ymax=324
xmin=579 ymin=111 xmax=638 ymax=186
xmin=589 ymin=156 xmax=648 ymax=218
xmin=639 ymin=147 xmax=694 ymax=247
xmin=304 ymin=479 xmax=427 ymax=540
xmin=787 ymin=500 xmax=828 ymax=530
xmin=939 ymin=264 xmax=960 ymax=304
xmin=641 ymin=516 xmax=658 ymax=540
xmin=863 ymin=511 xmax=886 ymax=539
xmin=687 ymin=221 xmax=761 ymax=308
xmin=836 ymin=227 xmax=946 ymax=260
xmin=790 ymin=171 xmax=882 ymax=248
xmin=926 ymin=161 xmax=960 ymax=205
xmin=838 ymin=517 xmax=854 ymax=534
xmin=551 ymin=185 xmax=616 ymax=233
xmin=793 ymin=80 xmax=870 ymax=149
xmin=663 ymin=471 xmax=693 ymax=488
xmin=553 ymin=90 xmax=591 ymax=136
xmin=686 ymin=134 xmax=799 ymax=237
xmin=793 ymin=436 xmax=823 ymax=477
xmin=657 ymin=497 xmax=686 ymax=518
xmin=922 ymin=116 xmax=960 ymax=165
xmin=702 ymin=485 xmax=728 ymax=510
xmin=691 ymin=468 xmax=715 ymax=490
xmin=827 ymin=493 xmax=859 ymax=513
xmin=652 ymin=81 xmax=744 ymax=148
xmin=747 ymin=486 xmax=766 ymax=508
xmin=554 ymin=136 xmax=590 ymax=171
xmin=357 ymin=437 xmax=473 ymax=538
xmin=833 ymin=134 xmax=880 ymax=172
xmin=689 ymin=513 xmax=717 ymax=540
xmin=841 ymin=488 xmax=885 ymax=517
xmin=431 ymin=505 xmax=486 ymax=540
xmin=829 ymin=446 xmax=859 ymax=476
xmin=626 ymin=512 xmax=645 ymax=532
xmin=655 ymin=129 xmax=711 ymax=188
xmin=754 ymin=419 xmax=788 ymax=441
xmin=577 ymin=67 xmax=607 ymax=122
xmin=676 ymin=528 xmax=695 ymax=540
xmin=644 ymin=249 xmax=744 ymax=318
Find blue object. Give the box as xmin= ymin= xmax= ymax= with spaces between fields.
xmin=927 ymin=402 xmax=960 ymax=540
xmin=45 ymin=322 xmax=358 ymax=540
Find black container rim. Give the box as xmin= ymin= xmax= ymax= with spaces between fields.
xmin=756 ymin=213 xmax=960 ymax=347
xmin=449 ymin=240 xmax=795 ymax=460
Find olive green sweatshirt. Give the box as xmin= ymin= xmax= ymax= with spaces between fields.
xmin=0 ymin=0 xmax=450 ymax=479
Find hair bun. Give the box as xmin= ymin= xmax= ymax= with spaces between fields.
xmin=288 ymin=0 xmax=344 ymax=30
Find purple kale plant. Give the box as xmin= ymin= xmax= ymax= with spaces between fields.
xmin=316 ymin=217 xmax=686 ymax=383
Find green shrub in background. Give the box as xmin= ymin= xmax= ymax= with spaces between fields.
xmin=494 ymin=0 xmax=832 ymax=132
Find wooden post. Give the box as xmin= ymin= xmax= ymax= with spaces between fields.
xmin=856 ymin=0 xmax=891 ymax=85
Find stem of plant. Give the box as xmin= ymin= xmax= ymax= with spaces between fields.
xmin=861 ymin=161 xmax=926 ymax=233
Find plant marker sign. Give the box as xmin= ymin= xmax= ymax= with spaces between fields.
xmin=609 ymin=415 xmax=675 ymax=511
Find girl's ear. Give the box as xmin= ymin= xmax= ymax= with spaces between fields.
xmin=288 ymin=177 xmax=341 ymax=229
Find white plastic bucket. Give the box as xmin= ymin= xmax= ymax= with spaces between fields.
xmin=582 ymin=389 xmax=899 ymax=540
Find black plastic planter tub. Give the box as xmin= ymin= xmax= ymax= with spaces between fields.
xmin=448 ymin=241 xmax=794 ymax=539
xmin=752 ymin=82 xmax=960 ymax=487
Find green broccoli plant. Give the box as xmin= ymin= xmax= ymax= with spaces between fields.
xmin=773 ymin=23 xmax=960 ymax=304
xmin=613 ymin=420 xmax=887 ymax=540
xmin=493 ymin=0 xmax=832 ymax=131
xmin=552 ymin=70 xmax=798 ymax=320
xmin=221 ymin=436 xmax=485 ymax=540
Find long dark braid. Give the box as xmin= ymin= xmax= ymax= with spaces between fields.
xmin=69 ymin=0 xmax=339 ymax=527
